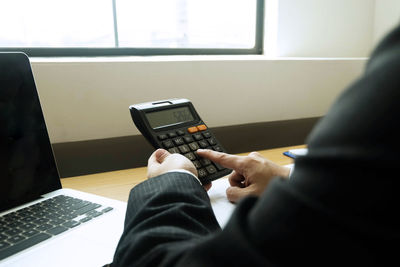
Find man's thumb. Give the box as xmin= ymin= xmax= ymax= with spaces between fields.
xmin=226 ymin=186 xmax=251 ymax=203
xmin=155 ymin=149 xmax=170 ymax=163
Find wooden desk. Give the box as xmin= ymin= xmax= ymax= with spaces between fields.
xmin=61 ymin=145 xmax=305 ymax=202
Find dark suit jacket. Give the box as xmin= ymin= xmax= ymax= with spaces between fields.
xmin=111 ymin=25 xmax=400 ymax=267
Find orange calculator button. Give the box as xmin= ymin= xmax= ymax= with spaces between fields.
xmin=188 ymin=127 xmax=198 ymax=133
xmin=197 ymin=124 xmax=207 ymax=131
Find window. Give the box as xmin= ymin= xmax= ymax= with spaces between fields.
xmin=0 ymin=0 xmax=264 ymax=56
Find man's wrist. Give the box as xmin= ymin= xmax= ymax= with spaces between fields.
xmin=165 ymin=169 xmax=201 ymax=184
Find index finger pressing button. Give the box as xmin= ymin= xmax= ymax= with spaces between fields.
xmin=197 ymin=150 xmax=241 ymax=171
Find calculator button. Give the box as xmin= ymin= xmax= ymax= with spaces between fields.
xmin=200 ymin=158 xmax=211 ymax=166
xmin=212 ymin=145 xmax=223 ymax=152
xmin=183 ymin=136 xmax=194 ymax=143
xmin=197 ymin=124 xmax=207 ymax=131
xmin=168 ymin=147 xmax=180 ymax=154
xmin=214 ymin=163 xmax=225 ymax=171
xmin=177 ymin=130 xmax=185 ymax=136
xmin=193 ymin=133 xmax=203 ymax=141
xmin=206 ymin=165 xmax=217 ymax=174
xmin=162 ymin=140 xmax=174 ymax=149
xmin=202 ymin=132 xmax=212 ymax=138
xmin=173 ymin=137 xmax=185 ymax=146
xmin=168 ymin=132 xmax=177 ymax=138
xmin=193 ymin=160 xmax=202 ymax=169
xmin=198 ymin=169 xmax=207 ymax=179
xmin=178 ymin=144 xmax=191 ymax=154
xmin=184 ymin=152 xmax=197 ymax=161
xmin=207 ymin=138 xmax=217 ymax=146
xmin=188 ymin=142 xmax=200 ymax=151
xmin=198 ymin=140 xmax=208 ymax=148
xmin=157 ymin=134 xmax=168 ymax=140
xmin=188 ymin=127 xmax=198 ymax=134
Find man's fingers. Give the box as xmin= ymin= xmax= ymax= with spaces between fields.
xmin=203 ymin=182 xmax=212 ymax=191
xmin=227 ymin=171 xmax=245 ymax=187
xmin=226 ymin=186 xmax=254 ymax=203
xmin=248 ymin=151 xmax=263 ymax=159
xmin=196 ymin=149 xmax=243 ymax=171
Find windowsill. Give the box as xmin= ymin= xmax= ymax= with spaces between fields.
xmin=30 ymin=55 xmax=369 ymax=64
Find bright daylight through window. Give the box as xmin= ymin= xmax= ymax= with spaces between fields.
xmin=0 ymin=0 xmax=262 ymax=56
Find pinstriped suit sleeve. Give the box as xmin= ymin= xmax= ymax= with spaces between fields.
xmin=111 ymin=172 xmax=221 ymax=267
xmin=111 ymin=24 xmax=400 ymax=267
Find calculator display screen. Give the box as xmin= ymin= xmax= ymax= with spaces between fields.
xmin=146 ymin=106 xmax=195 ymax=129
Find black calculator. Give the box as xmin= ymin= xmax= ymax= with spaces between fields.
xmin=129 ymin=98 xmax=232 ymax=184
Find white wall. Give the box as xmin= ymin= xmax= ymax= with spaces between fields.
xmin=29 ymin=0 xmax=400 ymax=144
xmin=32 ymin=57 xmax=366 ymax=143
xmin=373 ymin=0 xmax=400 ymax=45
xmin=276 ymin=0 xmax=375 ymax=57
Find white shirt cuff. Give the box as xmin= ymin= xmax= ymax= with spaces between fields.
xmin=284 ymin=163 xmax=295 ymax=179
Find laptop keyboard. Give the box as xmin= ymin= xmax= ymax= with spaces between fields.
xmin=0 ymin=195 xmax=113 ymax=261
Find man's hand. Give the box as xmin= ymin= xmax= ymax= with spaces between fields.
xmin=148 ymin=149 xmax=198 ymax=178
xmin=196 ymin=149 xmax=290 ymax=203
xmin=147 ymin=149 xmax=212 ymax=191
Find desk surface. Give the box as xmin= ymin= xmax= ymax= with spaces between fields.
xmin=61 ymin=145 xmax=304 ymax=202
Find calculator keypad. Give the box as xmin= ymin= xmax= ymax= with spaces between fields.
xmin=157 ymin=124 xmax=230 ymax=183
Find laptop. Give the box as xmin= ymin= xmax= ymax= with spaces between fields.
xmin=0 ymin=52 xmax=126 ymax=266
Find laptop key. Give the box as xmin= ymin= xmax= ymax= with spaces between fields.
xmin=0 ymin=233 xmax=51 ymax=261
xmin=21 ymin=216 xmax=36 ymax=223
xmin=60 ymin=215 xmax=74 ymax=221
xmin=50 ymin=218 xmax=66 ymax=225
xmin=4 ymin=229 xmax=22 ymax=237
xmin=18 ymin=223 xmax=37 ymax=231
xmin=0 ymin=241 xmax=10 ymax=250
xmin=33 ymin=211 xmax=47 ymax=218
xmin=62 ymin=220 xmax=80 ymax=228
xmin=3 ymin=214 xmax=20 ymax=221
xmin=33 ymin=218 xmax=50 ymax=225
xmin=22 ymin=230 xmax=39 ymax=238
xmin=71 ymin=201 xmax=91 ymax=210
xmin=75 ymin=203 xmax=101 ymax=215
xmin=7 ymin=235 xmax=26 ymax=244
xmin=101 ymin=207 xmax=113 ymax=213
xmin=87 ymin=211 xmax=102 ymax=218
xmin=79 ymin=217 xmax=92 ymax=223
xmin=0 ymin=226 xmax=9 ymax=232
xmin=48 ymin=214 xmax=64 ymax=221
xmin=0 ymin=234 xmax=8 ymax=241
xmin=35 ymin=224 xmax=54 ymax=232
xmin=7 ymin=221 xmax=24 ymax=228
xmin=46 ymin=226 xmax=68 ymax=236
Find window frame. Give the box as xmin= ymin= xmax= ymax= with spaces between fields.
xmin=0 ymin=0 xmax=264 ymax=57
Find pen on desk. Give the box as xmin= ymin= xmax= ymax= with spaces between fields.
xmin=283 ymin=148 xmax=308 ymax=159
xmin=283 ymin=151 xmax=296 ymax=159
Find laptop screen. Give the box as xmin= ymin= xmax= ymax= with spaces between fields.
xmin=0 ymin=53 xmax=61 ymax=213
